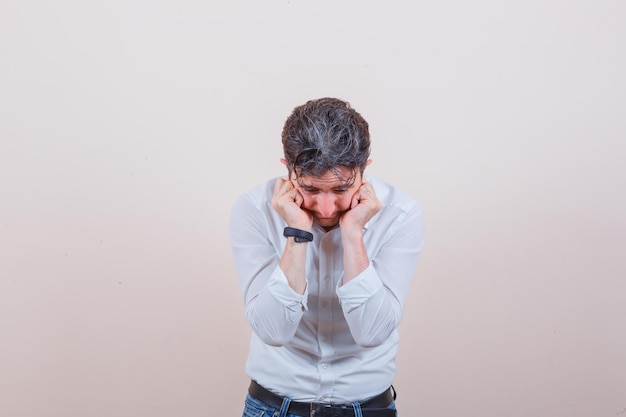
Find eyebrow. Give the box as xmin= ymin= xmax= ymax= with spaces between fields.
xmin=300 ymin=183 xmax=351 ymax=191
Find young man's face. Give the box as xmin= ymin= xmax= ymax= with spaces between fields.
xmin=291 ymin=167 xmax=363 ymax=230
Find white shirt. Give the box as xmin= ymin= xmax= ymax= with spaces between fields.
xmin=229 ymin=176 xmax=424 ymax=403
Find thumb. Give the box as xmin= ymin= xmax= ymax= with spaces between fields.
xmin=350 ymin=193 xmax=359 ymax=209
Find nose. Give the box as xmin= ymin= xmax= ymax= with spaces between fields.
xmin=315 ymin=193 xmax=337 ymax=218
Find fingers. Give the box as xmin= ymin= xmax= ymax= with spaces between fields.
xmin=351 ymin=182 xmax=381 ymax=213
xmin=357 ymin=182 xmax=375 ymax=201
xmin=274 ymin=177 xmax=290 ymax=194
xmin=273 ymin=178 xmax=296 ymax=200
xmin=293 ymin=187 xmax=303 ymax=207
xmin=351 ymin=195 xmax=359 ymax=209
xmin=272 ymin=178 xmax=312 ymax=228
xmin=272 ymin=178 xmax=292 ymax=210
xmin=341 ymin=181 xmax=382 ymax=230
xmin=348 ymin=182 xmax=373 ymax=210
xmin=360 ymin=180 xmax=375 ymax=196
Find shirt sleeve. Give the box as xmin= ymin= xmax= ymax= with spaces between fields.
xmin=336 ymin=201 xmax=424 ymax=347
xmin=229 ymin=193 xmax=308 ymax=347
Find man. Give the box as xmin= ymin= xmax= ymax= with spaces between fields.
xmin=230 ymin=97 xmax=424 ymax=417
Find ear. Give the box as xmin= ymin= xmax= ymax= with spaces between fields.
xmin=361 ymin=159 xmax=373 ymax=176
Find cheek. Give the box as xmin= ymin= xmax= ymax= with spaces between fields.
xmin=336 ymin=195 xmax=354 ymax=210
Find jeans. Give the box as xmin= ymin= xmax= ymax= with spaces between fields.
xmin=242 ymin=394 xmax=398 ymax=417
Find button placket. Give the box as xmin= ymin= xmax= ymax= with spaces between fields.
xmin=316 ymin=233 xmax=336 ymax=400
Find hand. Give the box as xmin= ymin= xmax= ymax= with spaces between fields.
xmin=340 ymin=180 xmax=382 ymax=233
xmin=271 ymin=177 xmax=313 ymax=230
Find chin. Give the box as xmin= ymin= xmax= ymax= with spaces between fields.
xmin=315 ymin=218 xmax=340 ymax=229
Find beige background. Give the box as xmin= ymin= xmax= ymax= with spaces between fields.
xmin=1 ymin=1 xmax=625 ymax=416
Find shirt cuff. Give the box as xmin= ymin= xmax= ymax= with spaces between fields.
xmin=336 ymin=263 xmax=383 ymax=312
xmin=269 ymin=266 xmax=309 ymax=311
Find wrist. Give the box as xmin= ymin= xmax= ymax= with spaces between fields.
xmin=284 ymin=227 xmax=314 ymax=243
xmin=341 ymin=226 xmax=364 ymax=242
xmin=287 ymin=221 xmax=312 ymax=231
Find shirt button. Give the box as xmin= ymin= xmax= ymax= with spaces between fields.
xmin=321 ymin=363 xmax=328 ymax=369
xmin=321 ymin=301 xmax=328 ymax=308
xmin=324 ymin=275 xmax=330 ymax=282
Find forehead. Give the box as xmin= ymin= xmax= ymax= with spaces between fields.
xmin=296 ymin=167 xmax=360 ymax=188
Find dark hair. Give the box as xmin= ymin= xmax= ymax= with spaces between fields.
xmin=281 ymin=97 xmax=371 ymax=185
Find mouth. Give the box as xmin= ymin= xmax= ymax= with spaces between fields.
xmin=314 ymin=217 xmax=340 ymax=231
xmin=315 ymin=215 xmax=338 ymax=221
